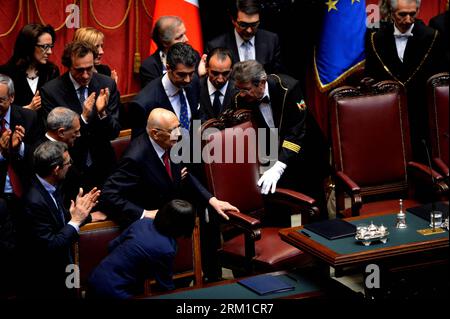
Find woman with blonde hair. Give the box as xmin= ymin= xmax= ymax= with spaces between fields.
xmin=73 ymin=27 xmax=118 ymax=83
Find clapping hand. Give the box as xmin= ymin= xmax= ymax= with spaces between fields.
xmin=11 ymin=125 xmax=25 ymax=151
xmin=96 ymin=88 xmax=110 ymax=116
xmin=25 ymin=91 xmax=41 ymax=111
xmin=82 ymin=92 xmax=96 ymax=120
xmin=69 ymin=187 xmax=101 ymax=226
xmin=0 ymin=130 xmax=11 ymax=156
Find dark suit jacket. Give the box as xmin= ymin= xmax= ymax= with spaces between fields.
xmin=31 ymin=135 xmax=84 ymax=209
xmin=365 ymin=20 xmax=447 ymax=160
xmin=18 ymin=176 xmax=78 ymax=297
xmin=0 ymin=104 xmax=39 ymax=194
xmin=40 ymin=72 xmax=121 ymax=187
xmin=129 ymin=75 xmax=201 ymax=139
xmin=0 ymin=62 xmax=59 ymax=136
xmin=95 ymin=64 xmax=112 ymax=77
xmin=429 ymin=11 xmax=449 ymax=65
xmin=99 ymin=133 xmax=212 ymax=227
xmin=199 ymin=76 xmax=236 ymax=120
xmin=232 ymin=74 xmax=329 ymax=199
xmin=88 ymin=218 xmax=176 ymax=299
xmin=0 ymin=62 xmax=60 ymax=108
xmin=206 ymin=29 xmax=284 ymax=74
xmin=139 ymin=50 xmax=164 ymax=89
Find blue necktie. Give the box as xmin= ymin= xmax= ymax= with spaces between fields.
xmin=53 ymin=190 xmax=66 ymax=225
xmin=242 ymin=41 xmax=252 ymax=61
xmin=78 ymin=86 xmax=87 ymax=106
xmin=178 ymin=89 xmax=190 ymax=130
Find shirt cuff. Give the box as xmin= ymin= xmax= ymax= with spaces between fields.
xmin=68 ymin=221 xmax=80 ymax=233
xmin=140 ymin=210 xmax=145 ymax=219
xmin=18 ymin=142 xmax=25 ymax=158
xmin=81 ymin=114 xmax=89 ymax=124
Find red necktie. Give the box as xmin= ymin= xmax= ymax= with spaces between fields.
xmin=162 ymin=151 xmax=172 ymax=180
xmin=1 ymin=118 xmax=23 ymax=197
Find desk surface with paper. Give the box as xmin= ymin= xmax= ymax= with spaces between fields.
xmin=279 ymin=209 xmax=449 ymax=268
xmin=146 ymin=269 xmax=358 ymax=300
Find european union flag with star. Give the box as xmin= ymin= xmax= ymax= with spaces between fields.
xmin=315 ymin=0 xmax=366 ymax=92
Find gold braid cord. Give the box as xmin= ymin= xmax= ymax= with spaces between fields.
xmin=141 ymin=0 xmax=153 ymax=19
xmin=370 ymin=30 xmax=439 ymax=86
xmin=90 ymin=0 xmax=132 ymax=30
xmin=134 ymin=0 xmax=141 ymax=73
xmin=34 ymin=0 xmax=76 ymax=31
xmin=0 ymin=0 xmax=22 ymax=37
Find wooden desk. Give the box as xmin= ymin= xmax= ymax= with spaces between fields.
xmin=280 ymin=211 xmax=449 ymax=299
xmin=279 ymin=211 xmax=449 ymax=269
xmin=144 ymin=268 xmax=361 ymax=300
xmin=146 ymin=271 xmax=323 ymax=300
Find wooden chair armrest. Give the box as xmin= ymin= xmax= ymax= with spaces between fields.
xmin=267 ymin=188 xmax=320 ymax=223
xmin=225 ymin=211 xmax=261 ymax=241
xmin=336 ymin=171 xmax=362 ymax=216
xmin=407 ymin=161 xmax=449 ymax=195
xmin=433 ymin=158 xmax=449 ymax=177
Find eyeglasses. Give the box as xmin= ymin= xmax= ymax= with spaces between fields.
xmin=72 ymin=65 xmax=94 ymax=74
xmin=0 ymin=96 xmax=10 ymax=103
xmin=62 ymin=158 xmax=73 ymax=167
xmin=154 ymin=124 xmax=182 ymax=135
xmin=35 ymin=43 xmax=54 ymax=52
xmin=235 ymin=83 xmax=257 ymax=94
xmin=236 ymin=21 xmax=260 ymax=29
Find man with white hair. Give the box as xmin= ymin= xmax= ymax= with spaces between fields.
xmin=365 ymin=0 xmax=447 ymax=162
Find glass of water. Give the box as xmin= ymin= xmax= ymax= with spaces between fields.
xmin=429 ymin=211 xmax=443 ymax=228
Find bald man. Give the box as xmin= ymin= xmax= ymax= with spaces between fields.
xmin=99 ymin=108 xmax=238 ymax=227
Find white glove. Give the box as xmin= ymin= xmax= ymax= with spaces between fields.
xmin=257 ymin=161 xmax=287 ymax=195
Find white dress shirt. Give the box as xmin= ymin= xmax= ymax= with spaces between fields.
xmin=162 ymin=73 xmax=192 ymax=122
xmin=207 ymin=78 xmax=228 ymax=105
xmin=394 ymin=24 xmax=414 ymax=62
xmin=259 ymin=83 xmax=275 ymax=129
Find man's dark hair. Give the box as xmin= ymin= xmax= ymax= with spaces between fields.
xmin=166 ymin=42 xmax=199 ymax=70
xmin=229 ymin=0 xmax=261 ymax=20
xmin=61 ymin=40 xmax=98 ymax=68
xmin=33 ymin=141 xmax=68 ymax=178
xmin=154 ymin=199 xmax=195 ymax=238
xmin=206 ymin=47 xmax=233 ymax=67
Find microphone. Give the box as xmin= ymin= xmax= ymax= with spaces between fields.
xmin=422 ymin=139 xmax=437 ymax=230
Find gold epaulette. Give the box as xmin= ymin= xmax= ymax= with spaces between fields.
xmin=282 ymin=140 xmax=301 ymax=153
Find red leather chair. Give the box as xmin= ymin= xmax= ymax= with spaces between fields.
xmin=427 ymin=73 xmax=449 ymax=182
xmin=329 ymin=80 xmax=448 ymax=217
xmin=74 ymin=217 xmax=203 ymax=298
xmin=73 ymin=220 xmax=121 ymax=298
xmin=111 ymin=129 xmax=131 ymax=160
xmin=201 ymin=110 xmax=318 ymax=276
